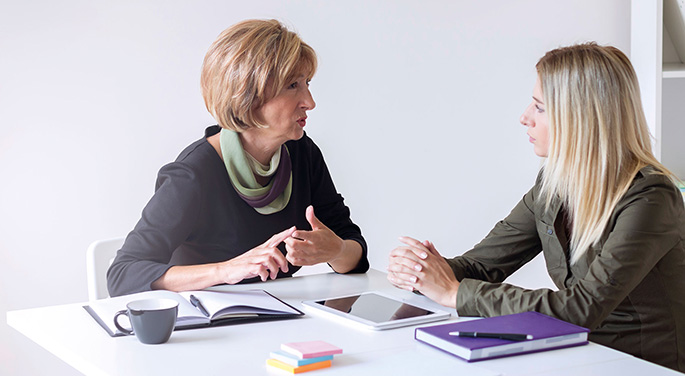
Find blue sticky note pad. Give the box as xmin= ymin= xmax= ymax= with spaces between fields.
xmin=269 ymin=350 xmax=334 ymax=366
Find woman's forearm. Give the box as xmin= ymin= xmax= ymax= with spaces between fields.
xmin=151 ymin=263 xmax=223 ymax=292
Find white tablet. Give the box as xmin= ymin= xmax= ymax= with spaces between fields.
xmin=302 ymin=291 xmax=451 ymax=330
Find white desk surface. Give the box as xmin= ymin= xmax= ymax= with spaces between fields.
xmin=7 ymin=269 xmax=681 ymax=376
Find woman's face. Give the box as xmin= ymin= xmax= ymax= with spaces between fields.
xmin=520 ymin=76 xmax=550 ymax=158
xmin=254 ymin=74 xmax=316 ymax=144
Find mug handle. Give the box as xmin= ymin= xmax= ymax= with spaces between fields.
xmin=113 ymin=310 xmax=134 ymax=335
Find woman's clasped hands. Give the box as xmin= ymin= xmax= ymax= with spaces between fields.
xmin=387 ymin=236 xmax=460 ymax=308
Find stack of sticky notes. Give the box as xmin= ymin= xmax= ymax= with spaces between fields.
xmin=266 ymin=340 xmax=343 ymax=373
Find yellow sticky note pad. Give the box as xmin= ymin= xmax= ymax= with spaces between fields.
xmin=266 ymin=358 xmax=332 ymax=373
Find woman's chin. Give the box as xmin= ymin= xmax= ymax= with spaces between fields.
xmin=290 ymin=128 xmax=305 ymax=141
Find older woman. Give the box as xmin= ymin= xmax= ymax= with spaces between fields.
xmin=387 ymin=43 xmax=685 ymax=371
xmin=107 ymin=19 xmax=368 ymax=297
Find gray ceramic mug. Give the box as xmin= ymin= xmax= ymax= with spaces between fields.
xmin=114 ymin=298 xmax=179 ymax=344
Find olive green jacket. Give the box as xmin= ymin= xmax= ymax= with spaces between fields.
xmin=448 ymin=167 xmax=685 ymax=371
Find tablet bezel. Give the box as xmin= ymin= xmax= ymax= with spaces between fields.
xmin=301 ymin=291 xmax=451 ymax=330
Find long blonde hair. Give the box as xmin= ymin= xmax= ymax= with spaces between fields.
xmin=537 ymin=43 xmax=674 ymax=264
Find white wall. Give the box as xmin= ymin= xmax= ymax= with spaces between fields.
xmin=0 ymin=1 xmax=630 ymax=374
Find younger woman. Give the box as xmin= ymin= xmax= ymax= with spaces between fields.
xmin=387 ymin=43 xmax=685 ymax=371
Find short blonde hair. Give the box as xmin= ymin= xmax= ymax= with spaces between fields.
xmin=536 ymin=43 xmax=674 ymax=263
xmin=201 ymin=19 xmax=317 ymax=131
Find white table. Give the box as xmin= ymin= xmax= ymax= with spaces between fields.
xmin=7 ymin=269 xmax=680 ymax=375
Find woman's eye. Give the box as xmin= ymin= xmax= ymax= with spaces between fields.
xmin=288 ymin=82 xmax=298 ymax=89
xmin=535 ymin=104 xmax=545 ymax=113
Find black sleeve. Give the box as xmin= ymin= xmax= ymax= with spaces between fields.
xmin=306 ymin=140 xmax=369 ymax=273
xmin=106 ymin=162 xmax=201 ymax=296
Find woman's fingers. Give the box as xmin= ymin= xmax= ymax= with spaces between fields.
xmin=387 ymin=270 xmax=417 ymax=291
xmin=387 ymin=247 xmax=425 ymax=287
xmin=256 ymin=265 xmax=270 ymax=282
xmin=398 ymin=236 xmax=429 ymax=259
xmin=424 ymin=240 xmax=441 ymax=256
xmin=260 ymin=255 xmax=283 ymax=280
xmin=389 ymin=245 xmax=429 ymax=271
xmin=250 ymin=227 xmax=294 ymax=273
xmin=266 ymin=226 xmax=297 ymax=247
xmin=270 ymin=247 xmax=289 ymax=273
xmin=389 ymin=245 xmax=426 ymax=260
xmin=244 ymin=245 xmax=290 ymax=277
xmin=388 ymin=256 xmax=422 ymax=274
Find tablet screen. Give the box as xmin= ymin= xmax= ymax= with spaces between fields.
xmin=312 ymin=293 xmax=434 ymax=324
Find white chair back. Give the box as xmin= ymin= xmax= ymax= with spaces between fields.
xmin=86 ymin=237 xmax=125 ymax=301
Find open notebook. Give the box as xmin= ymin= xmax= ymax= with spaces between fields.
xmin=84 ymin=289 xmax=303 ymax=337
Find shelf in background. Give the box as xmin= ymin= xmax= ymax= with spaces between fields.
xmin=663 ymin=63 xmax=685 ymax=78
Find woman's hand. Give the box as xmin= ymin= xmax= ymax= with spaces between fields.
xmin=217 ymin=226 xmax=295 ymax=284
xmin=284 ymin=205 xmax=363 ymax=273
xmin=285 ymin=206 xmax=344 ymax=266
xmin=152 ymin=226 xmax=295 ymax=291
xmin=387 ymin=236 xmax=460 ymax=308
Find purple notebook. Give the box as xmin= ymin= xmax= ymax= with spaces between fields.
xmin=415 ymin=311 xmax=590 ymax=362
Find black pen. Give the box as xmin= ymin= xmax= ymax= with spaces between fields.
xmin=189 ymin=294 xmax=210 ymax=317
xmin=449 ymin=331 xmax=533 ymax=341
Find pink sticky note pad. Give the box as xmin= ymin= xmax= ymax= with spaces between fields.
xmin=281 ymin=341 xmax=343 ymax=359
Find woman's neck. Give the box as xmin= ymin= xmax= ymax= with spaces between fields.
xmin=239 ymin=129 xmax=282 ymax=165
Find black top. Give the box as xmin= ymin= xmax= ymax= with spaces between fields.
xmin=107 ymin=126 xmax=368 ymax=297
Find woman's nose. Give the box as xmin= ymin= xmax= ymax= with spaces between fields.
xmin=520 ymin=104 xmax=533 ymax=127
xmin=302 ymin=88 xmax=316 ymax=111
